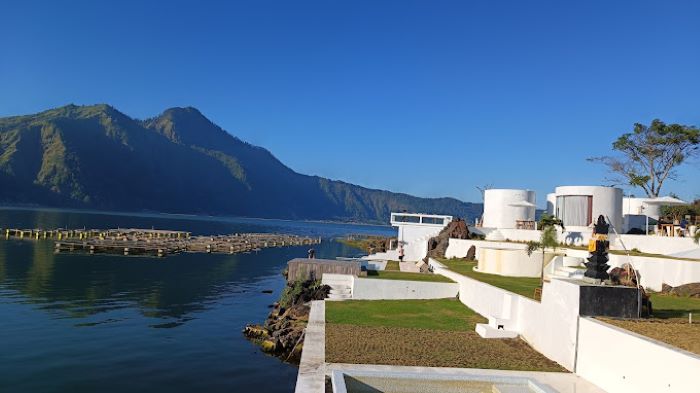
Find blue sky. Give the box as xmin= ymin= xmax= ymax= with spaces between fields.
xmin=1 ymin=0 xmax=699 ymax=206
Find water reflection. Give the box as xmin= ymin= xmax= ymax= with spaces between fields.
xmin=0 ymin=208 xmax=392 ymax=393
xmin=0 ymin=210 xmax=379 ymax=325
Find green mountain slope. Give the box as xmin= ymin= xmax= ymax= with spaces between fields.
xmin=0 ymin=104 xmax=481 ymax=222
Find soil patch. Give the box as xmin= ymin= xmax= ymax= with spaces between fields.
xmin=326 ymin=324 xmax=565 ymax=372
xmin=600 ymin=318 xmax=700 ymax=355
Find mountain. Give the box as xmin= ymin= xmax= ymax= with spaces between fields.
xmin=0 ymin=104 xmax=481 ymax=223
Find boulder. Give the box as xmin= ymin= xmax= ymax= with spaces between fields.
xmin=425 ymin=218 xmax=471 ymax=259
xmin=466 ymin=245 xmax=476 ymax=260
xmin=609 ymin=263 xmax=641 ymax=287
xmin=669 ymin=283 xmax=700 ymax=298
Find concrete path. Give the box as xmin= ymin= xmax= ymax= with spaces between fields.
xmin=327 ymin=363 xmax=605 ymax=393
xmin=399 ymin=261 xmax=420 ymax=273
xmin=294 ymin=301 xmax=325 ymax=393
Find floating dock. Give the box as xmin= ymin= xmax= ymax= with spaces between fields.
xmin=2 ymin=227 xmax=320 ymax=257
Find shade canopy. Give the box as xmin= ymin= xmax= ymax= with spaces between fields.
xmin=508 ymin=200 xmax=537 ymax=208
xmin=644 ymin=196 xmax=687 ymax=205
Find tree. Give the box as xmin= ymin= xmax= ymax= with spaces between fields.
xmin=660 ymin=205 xmax=698 ymax=222
xmin=589 ymin=120 xmax=699 ymax=197
xmin=526 ymin=214 xmax=564 ymax=288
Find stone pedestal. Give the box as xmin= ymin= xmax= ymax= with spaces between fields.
xmin=576 ymin=282 xmax=640 ymax=318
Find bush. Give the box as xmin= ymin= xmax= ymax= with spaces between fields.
xmin=280 ymin=280 xmax=304 ymax=308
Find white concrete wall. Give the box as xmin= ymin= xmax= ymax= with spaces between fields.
xmin=483 ymin=189 xmax=536 ymax=229
xmin=605 ymin=253 xmax=700 ymax=291
xmin=477 ymin=247 xmax=556 ymax=278
xmin=398 ymin=225 xmax=444 ymax=246
xmin=615 ymin=234 xmax=698 ymax=255
xmin=445 ymin=238 xmax=527 ymax=259
xmin=559 ymin=247 xmax=700 ymax=291
xmin=576 ymin=317 xmax=700 ymax=393
xmin=447 ymin=237 xmax=700 ymax=290
xmin=397 ymin=225 xmax=445 ymax=262
xmin=622 ymin=197 xmax=664 ymax=219
xmin=429 ymin=258 xmax=580 ymax=371
xmin=517 ymin=279 xmax=581 ymax=371
xmin=352 ymin=278 xmax=459 ymax=300
xmin=546 ymin=193 xmax=556 ymax=215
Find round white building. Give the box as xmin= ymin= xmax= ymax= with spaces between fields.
xmin=553 ymin=186 xmax=623 ymax=231
xmin=482 ymin=189 xmax=536 ymax=229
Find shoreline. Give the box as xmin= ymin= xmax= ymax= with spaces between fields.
xmin=0 ymin=205 xmax=393 ymax=228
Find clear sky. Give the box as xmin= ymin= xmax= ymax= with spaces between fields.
xmin=2 ymin=0 xmax=699 ymax=206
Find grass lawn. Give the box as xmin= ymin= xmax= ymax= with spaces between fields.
xmin=384 ymin=260 xmax=400 ymax=271
xmin=436 ymin=258 xmax=541 ymax=299
xmin=326 ymin=299 xmax=482 ymax=331
xmin=650 ymin=293 xmax=700 ymax=319
xmin=325 ymin=299 xmax=564 ymax=372
xmin=365 ymin=269 xmax=455 ymax=283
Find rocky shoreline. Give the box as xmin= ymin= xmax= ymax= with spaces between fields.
xmin=244 ymin=278 xmax=330 ymax=364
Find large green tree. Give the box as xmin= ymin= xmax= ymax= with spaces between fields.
xmin=590 ymin=119 xmax=699 ymax=197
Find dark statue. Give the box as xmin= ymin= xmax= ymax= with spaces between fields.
xmin=584 ymin=215 xmax=610 ymax=281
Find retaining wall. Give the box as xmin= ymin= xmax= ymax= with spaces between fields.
xmin=576 ymin=318 xmax=700 ymax=393
xmin=352 ymin=278 xmax=459 ymax=300
xmin=429 ymin=258 xmax=580 ymax=370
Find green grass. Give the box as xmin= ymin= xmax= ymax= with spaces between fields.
xmin=326 ymin=299 xmax=484 ymax=331
xmin=437 ymin=258 xmax=541 ymax=299
xmin=384 ymin=260 xmax=400 ymax=271
xmin=650 ymin=293 xmax=700 ymax=319
xmin=365 ymin=269 xmax=455 ymax=283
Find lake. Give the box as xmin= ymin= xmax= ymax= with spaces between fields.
xmin=0 ymin=208 xmax=394 ymax=393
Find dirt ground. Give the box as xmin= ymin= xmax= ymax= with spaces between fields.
xmin=600 ymin=318 xmax=700 ymax=355
xmin=325 ymin=324 xmax=565 ymax=372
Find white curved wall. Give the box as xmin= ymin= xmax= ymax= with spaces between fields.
xmin=622 ymin=197 xmax=663 ymax=219
xmin=546 ymin=193 xmax=556 ymax=215
xmin=476 ymin=247 xmax=556 ymax=277
xmin=554 ymin=186 xmax=623 ymax=231
xmin=482 ymin=189 xmax=536 ymax=229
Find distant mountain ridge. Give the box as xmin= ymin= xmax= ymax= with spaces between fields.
xmin=0 ymin=104 xmax=481 ymax=223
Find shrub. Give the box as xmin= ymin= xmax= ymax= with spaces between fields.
xmin=280 ymin=280 xmax=304 ymax=308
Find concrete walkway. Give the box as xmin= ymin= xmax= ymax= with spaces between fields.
xmin=294 ymin=301 xmax=325 ymax=393
xmin=327 ymin=363 xmax=605 ymax=393
xmin=399 ymin=261 xmax=420 ymax=272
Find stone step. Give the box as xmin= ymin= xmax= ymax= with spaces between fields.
xmin=329 ymin=288 xmax=352 ymax=295
xmin=322 ymin=277 xmax=352 ymax=284
xmin=476 ymin=323 xmax=518 ymax=339
xmin=327 ymin=293 xmax=352 ymax=301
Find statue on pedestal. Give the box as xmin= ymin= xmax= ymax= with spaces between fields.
xmin=584 ymin=215 xmax=610 ymax=282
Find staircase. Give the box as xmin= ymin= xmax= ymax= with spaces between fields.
xmin=321 ymin=274 xmax=353 ymax=301
xmin=553 ymin=266 xmax=585 ymax=279
xmin=475 ymin=316 xmax=518 ymax=339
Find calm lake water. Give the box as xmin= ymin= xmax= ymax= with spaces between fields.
xmin=0 ymin=208 xmax=393 ymax=393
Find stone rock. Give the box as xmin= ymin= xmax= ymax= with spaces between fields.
xmin=425 ymin=218 xmax=471 ymax=259
xmin=244 ymin=278 xmax=330 ymax=364
xmin=669 ymin=283 xmax=700 ymax=298
xmin=466 ymin=245 xmax=476 ymax=260
xmin=661 ymin=283 xmax=673 ymax=293
xmin=609 ymin=263 xmax=641 ymax=287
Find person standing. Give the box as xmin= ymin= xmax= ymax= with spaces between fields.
xmin=308 ymin=247 xmax=316 ymax=259
xmin=398 ymin=245 xmax=405 ymax=262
